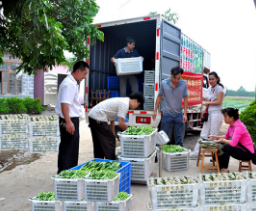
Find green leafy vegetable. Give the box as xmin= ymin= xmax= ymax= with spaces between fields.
xmin=32 ymin=192 xmax=55 ymax=201
xmin=162 ymin=145 xmax=186 ymax=153
xmin=121 ymin=126 xmax=154 ymax=135
xmin=113 ymin=192 xmax=130 ymax=201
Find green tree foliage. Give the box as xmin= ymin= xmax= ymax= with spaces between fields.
xmin=226 ymin=89 xmax=255 ymax=97
xmin=0 ymin=0 xmax=104 ymax=75
xmin=240 ymin=101 xmax=256 ymax=142
xmin=23 ymin=97 xmax=46 ymax=114
xmin=149 ymin=8 xmax=178 ymax=24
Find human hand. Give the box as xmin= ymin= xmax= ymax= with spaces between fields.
xmin=66 ymin=121 xmax=75 ymax=135
xmin=202 ymin=101 xmax=208 ymax=106
xmin=209 ymin=135 xmax=218 ymax=140
xmin=183 ymin=114 xmax=187 ymax=123
xmin=152 ymin=111 xmax=157 ymax=121
xmin=215 ymin=139 xmax=223 ymax=143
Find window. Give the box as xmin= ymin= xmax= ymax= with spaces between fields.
xmin=0 ymin=62 xmax=22 ymax=94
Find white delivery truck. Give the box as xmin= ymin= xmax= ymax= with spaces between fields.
xmin=84 ymin=14 xmax=211 ymax=140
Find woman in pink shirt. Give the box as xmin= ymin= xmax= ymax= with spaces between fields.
xmin=209 ymin=107 xmax=254 ymax=173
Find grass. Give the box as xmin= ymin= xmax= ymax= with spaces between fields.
xmin=223 ymin=96 xmax=255 ymax=111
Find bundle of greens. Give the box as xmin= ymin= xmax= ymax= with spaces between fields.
xmin=198 ymin=172 xmax=245 ymax=182
xmin=149 ymin=176 xmax=197 ymax=185
xmin=56 ymin=169 xmax=90 ymax=179
xmin=86 ymin=170 xmax=117 ymax=180
xmin=162 ymin=145 xmax=186 ymax=153
xmin=121 ymin=126 xmax=154 ymax=135
xmin=81 ymin=160 xmax=122 ymax=172
xmin=32 ymin=192 xmax=55 ymax=201
xmin=113 ymin=192 xmax=130 ymax=201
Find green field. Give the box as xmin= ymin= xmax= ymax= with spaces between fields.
xmin=223 ymin=96 xmax=255 ymax=111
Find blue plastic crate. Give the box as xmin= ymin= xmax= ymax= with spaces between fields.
xmin=70 ymin=158 xmax=131 ymax=194
xmin=109 ymin=91 xmax=120 ymax=98
xmin=108 ymin=76 xmax=120 ymax=89
xmin=115 ymin=115 xmax=129 ymax=123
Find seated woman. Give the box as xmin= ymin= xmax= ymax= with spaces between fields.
xmin=209 ymin=107 xmax=254 ymax=173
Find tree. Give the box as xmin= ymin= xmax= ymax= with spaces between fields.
xmin=238 ymin=86 xmax=246 ymax=91
xmin=148 ymin=8 xmax=178 ymax=24
xmin=0 ymin=0 xmax=104 ymax=75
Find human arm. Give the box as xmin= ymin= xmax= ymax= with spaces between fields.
xmin=111 ymin=57 xmax=116 ymax=64
xmin=61 ymin=103 xmax=75 ymax=135
xmin=202 ymin=92 xmax=224 ymax=106
xmin=153 ymin=95 xmax=162 ymax=121
xmin=209 ymin=135 xmax=226 ymax=140
xmin=111 ymin=49 xmax=122 ymax=63
xmin=111 ymin=120 xmax=115 ymax=135
xmin=215 ymin=138 xmax=231 ymax=145
xmin=118 ymin=117 xmax=128 ymax=131
xmin=183 ymin=96 xmax=188 ymax=123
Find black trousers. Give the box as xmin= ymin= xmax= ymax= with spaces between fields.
xmin=57 ymin=117 xmax=80 ymax=174
xmin=218 ymin=144 xmax=252 ymax=169
xmin=89 ymin=117 xmax=116 ymax=160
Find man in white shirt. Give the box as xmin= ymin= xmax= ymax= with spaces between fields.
xmin=55 ymin=61 xmax=89 ymax=174
xmin=89 ymin=92 xmax=144 ymax=160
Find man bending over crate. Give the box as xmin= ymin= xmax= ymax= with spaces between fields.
xmin=88 ymin=92 xmax=144 ymax=159
xmin=55 ymin=61 xmax=89 ymax=174
xmin=111 ymin=37 xmax=142 ymax=97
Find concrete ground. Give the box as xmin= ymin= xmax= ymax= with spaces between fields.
xmin=0 ymin=119 xmax=254 ymax=211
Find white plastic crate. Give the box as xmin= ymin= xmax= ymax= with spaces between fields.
xmin=29 ymin=121 xmax=60 ymax=137
xmin=243 ymin=171 xmax=256 ymax=202
xmin=0 ymin=119 xmax=28 ymax=135
xmin=143 ymin=84 xmax=154 ymax=98
xmin=144 ymin=71 xmax=155 ymax=84
xmin=250 ymin=203 xmax=256 ymax=210
xmin=147 ymin=202 xmax=199 ymax=211
xmin=118 ymin=128 xmax=157 ymax=158
xmin=162 ymin=149 xmax=190 ymax=172
xmin=29 ymin=136 xmax=60 ymax=153
xmin=52 ymin=177 xmax=84 ymax=201
xmin=96 ymin=194 xmax=133 ymax=211
xmin=118 ymin=150 xmax=156 ymax=183
xmin=147 ymin=177 xmax=199 ymax=209
xmin=0 ymin=134 xmax=28 ymax=150
xmin=202 ymin=203 xmax=247 ymax=211
xmin=144 ymin=97 xmax=154 ymax=110
xmin=29 ymin=198 xmax=62 ymax=211
xmin=83 ymin=173 xmax=120 ymax=202
xmin=115 ymin=57 xmax=143 ymax=76
xmin=64 ymin=201 xmax=95 ymax=211
xmin=196 ymin=174 xmax=247 ymax=205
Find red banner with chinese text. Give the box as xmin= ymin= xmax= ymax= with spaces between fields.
xmin=182 ymin=72 xmax=203 ymax=107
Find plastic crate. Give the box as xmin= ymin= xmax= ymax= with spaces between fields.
xmin=115 ymin=116 xmax=129 ymax=123
xmin=118 ymin=150 xmax=156 ymax=183
xmin=0 ymin=134 xmax=28 ymax=150
xmin=28 ymin=136 xmax=60 ymax=153
xmin=144 ymin=71 xmax=155 ymax=84
xmin=144 ymin=97 xmax=154 ymax=110
xmin=0 ymin=119 xmax=28 ymax=135
xmin=147 ymin=177 xmax=199 ymax=209
xmin=250 ymin=203 xmax=256 ymax=210
xmin=29 ymin=121 xmax=60 ymax=137
xmin=118 ymin=128 xmax=157 ymax=158
xmin=243 ymin=171 xmax=256 ymax=202
xmin=83 ymin=173 xmax=120 ymax=202
xmin=110 ymin=91 xmax=120 ymax=98
xmin=64 ymin=201 xmax=95 ymax=211
xmin=196 ymin=173 xmax=247 ymax=205
xmin=70 ymin=159 xmax=131 ymax=194
xmin=162 ymin=149 xmax=190 ymax=172
xmin=29 ymin=198 xmax=62 ymax=211
xmin=52 ymin=177 xmax=85 ymax=201
xmin=146 ymin=202 xmax=199 ymax=211
xmin=108 ymin=76 xmax=120 ymax=89
xmin=115 ymin=57 xmax=143 ymax=76
xmin=95 ymin=194 xmax=133 ymax=211
xmin=202 ymin=204 xmax=247 ymax=211
xmin=143 ymin=84 xmax=154 ymax=98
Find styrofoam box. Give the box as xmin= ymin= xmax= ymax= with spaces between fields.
xmin=147 ymin=177 xmax=199 ymax=209
xmin=144 ymin=71 xmax=155 ymax=84
xmin=143 ymin=84 xmax=154 ymax=98
xmin=29 ymin=136 xmax=60 ymax=153
xmin=115 ymin=57 xmax=143 ymax=76
xmin=146 ymin=201 xmax=199 ymax=211
xmin=83 ymin=173 xmax=120 ymax=202
xmin=29 ymin=198 xmax=62 ymax=211
xmin=0 ymin=134 xmax=28 ymax=151
xmin=243 ymin=171 xmax=256 ymax=202
xmin=52 ymin=177 xmax=84 ymax=201
xmin=118 ymin=128 xmax=157 ymax=158
xmin=162 ymin=149 xmax=190 ymax=172
xmin=64 ymin=201 xmax=95 ymax=211
xmin=96 ymin=194 xmax=133 ymax=211
xmin=29 ymin=121 xmax=60 ymax=137
xmin=202 ymin=203 xmax=247 ymax=211
xmin=196 ymin=174 xmax=247 ymax=205
xmin=0 ymin=119 xmax=28 ymax=135
xmin=118 ymin=150 xmax=156 ymax=183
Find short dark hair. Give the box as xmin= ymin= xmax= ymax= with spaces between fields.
xmin=130 ymin=92 xmax=144 ymax=105
xmin=171 ymin=66 xmax=183 ymax=77
xmin=72 ymin=61 xmax=90 ymax=73
xmin=126 ymin=37 xmax=136 ymax=45
xmin=222 ymin=107 xmax=239 ymax=121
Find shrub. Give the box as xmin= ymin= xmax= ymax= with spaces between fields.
xmin=23 ymin=97 xmax=46 ymax=114
xmin=6 ymin=97 xmax=27 ymax=114
xmin=0 ymin=98 xmax=11 ymax=114
xmin=240 ymin=101 xmax=256 ymax=142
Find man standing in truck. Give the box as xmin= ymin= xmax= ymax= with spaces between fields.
xmin=153 ymin=66 xmax=188 ymax=147
xmin=111 ymin=37 xmax=141 ymax=97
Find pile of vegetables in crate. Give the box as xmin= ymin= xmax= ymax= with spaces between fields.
xmin=31 ymin=192 xmax=55 ymax=201
xmin=149 ymin=176 xmax=197 ymax=185
xmin=244 ymin=171 xmax=256 ymax=179
xmin=162 ymin=145 xmax=186 ymax=153
xmin=198 ymin=172 xmax=245 ymax=182
xmin=120 ymin=126 xmax=154 ymax=135
xmin=30 ymin=115 xmax=59 ymax=122
xmin=113 ymin=192 xmax=130 ymax=201
xmin=0 ymin=114 xmax=26 ymax=120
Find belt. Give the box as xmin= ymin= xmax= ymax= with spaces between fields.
xmin=60 ymin=117 xmax=79 ymax=120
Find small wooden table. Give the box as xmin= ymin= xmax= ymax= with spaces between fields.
xmin=198 ymin=148 xmax=220 ymax=173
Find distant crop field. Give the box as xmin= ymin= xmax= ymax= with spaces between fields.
xmin=223 ymin=96 xmax=255 ymax=111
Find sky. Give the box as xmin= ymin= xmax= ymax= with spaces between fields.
xmin=93 ymin=0 xmax=256 ymax=91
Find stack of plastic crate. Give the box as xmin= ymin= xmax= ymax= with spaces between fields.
xmin=144 ymin=71 xmax=155 ymax=110
xmin=118 ymin=128 xmax=157 ymax=184
xmin=28 ymin=115 xmax=60 ymax=153
xmin=0 ymin=114 xmax=29 ymax=151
